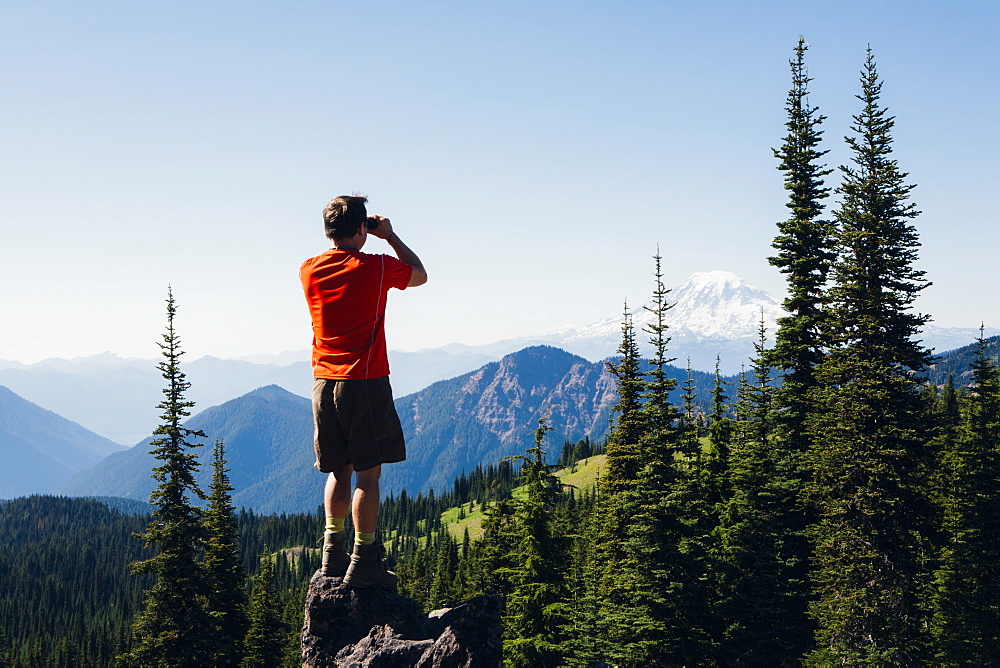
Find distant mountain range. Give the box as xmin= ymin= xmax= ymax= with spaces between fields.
xmin=1 ymin=270 xmax=994 ymax=448
xmin=58 ymin=384 xmax=319 ymax=514
xmin=0 ymin=386 xmax=125 ymax=498
xmin=54 ymin=346 xmax=724 ymax=511
xmin=5 ymin=333 xmax=996 ymax=510
xmin=0 ymin=349 xmax=500 ymax=446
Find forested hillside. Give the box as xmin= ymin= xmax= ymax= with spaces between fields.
xmin=0 ymin=495 xmax=319 ymax=666
xmin=0 ymin=448 xmax=569 ymax=666
xmin=927 ymin=335 xmax=1000 ymax=385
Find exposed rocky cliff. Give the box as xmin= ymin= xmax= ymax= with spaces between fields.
xmin=389 ymin=345 xmax=617 ymax=493
xmin=301 ymin=571 xmax=502 ymax=667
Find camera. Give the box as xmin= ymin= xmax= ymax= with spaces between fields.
xmin=366 ymin=216 xmax=380 ymax=231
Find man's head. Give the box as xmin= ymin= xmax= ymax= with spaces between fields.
xmin=323 ymin=195 xmax=369 ymax=242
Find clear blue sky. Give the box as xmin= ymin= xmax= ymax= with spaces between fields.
xmin=2 ymin=1 xmax=997 ymax=363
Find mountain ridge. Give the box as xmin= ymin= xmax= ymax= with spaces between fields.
xmin=0 ymin=386 xmax=126 ymax=497
xmin=3 ymin=270 xmax=996 ymax=446
xmin=13 ymin=335 xmax=995 ymax=510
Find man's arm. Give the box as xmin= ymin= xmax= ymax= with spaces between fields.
xmin=369 ymin=216 xmax=427 ymax=287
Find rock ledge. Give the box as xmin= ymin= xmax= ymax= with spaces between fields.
xmin=301 ymin=570 xmax=502 ymax=667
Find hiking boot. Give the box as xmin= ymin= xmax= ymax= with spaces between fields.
xmin=320 ymin=531 xmax=351 ymax=578
xmin=343 ymin=542 xmax=398 ymax=589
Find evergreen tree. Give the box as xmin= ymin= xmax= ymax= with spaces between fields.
xmin=470 ymin=497 xmax=517 ymax=601
xmin=561 ymin=485 xmax=607 ymax=665
xmin=203 ymin=439 xmax=248 ymax=667
xmin=805 ymin=48 xmax=934 ymax=665
xmin=678 ymin=360 xmax=702 ymax=460
xmin=716 ymin=321 xmax=812 ymax=665
xmin=931 ymin=332 xmax=1000 ymax=664
xmin=603 ymin=301 xmax=645 ymax=492
xmin=938 ymin=374 xmax=960 ymax=429
xmin=428 ymin=530 xmax=460 ymax=609
xmin=125 ymin=290 xmax=214 ymax=667
xmin=241 ymin=551 xmax=284 ymax=668
xmin=767 ymin=36 xmax=834 ymax=440
xmin=504 ymin=419 xmax=566 ymax=668
xmin=758 ymin=39 xmax=831 ymax=663
xmin=593 ymin=302 xmax=646 ymax=657
xmin=610 ymin=254 xmax=718 ymax=666
xmin=642 ymin=249 xmax=678 ymax=438
xmin=620 ymin=412 xmax=712 ymax=662
xmin=706 ymin=358 xmax=733 ymax=481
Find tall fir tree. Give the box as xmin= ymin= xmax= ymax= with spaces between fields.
xmin=706 ymin=358 xmax=733 ymax=481
xmin=593 ymin=302 xmax=647 ymax=657
xmin=203 ymin=439 xmax=248 ymax=667
xmin=767 ymin=36 xmax=834 ymax=440
xmin=760 ymin=37 xmax=831 ymax=664
xmin=805 ymin=48 xmax=934 ymax=665
xmin=603 ymin=301 xmax=646 ymax=493
xmin=641 ymin=249 xmax=678 ymax=439
xmin=931 ymin=332 xmax=1000 ymax=664
xmin=678 ymin=360 xmax=702 ymax=460
xmin=468 ymin=496 xmax=518 ymax=603
xmin=125 ymin=289 xmax=214 ymax=667
xmin=503 ymin=419 xmax=567 ymax=668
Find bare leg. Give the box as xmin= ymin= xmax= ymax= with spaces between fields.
xmin=342 ymin=464 xmax=395 ymax=587
xmin=352 ymin=464 xmax=382 ymax=534
xmin=325 ymin=464 xmax=354 ymax=521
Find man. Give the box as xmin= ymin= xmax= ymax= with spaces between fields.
xmin=300 ymin=194 xmax=427 ymax=588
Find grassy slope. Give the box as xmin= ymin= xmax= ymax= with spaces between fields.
xmin=441 ymin=454 xmax=607 ymax=541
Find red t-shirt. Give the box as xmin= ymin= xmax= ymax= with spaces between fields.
xmin=300 ymin=248 xmax=412 ymax=379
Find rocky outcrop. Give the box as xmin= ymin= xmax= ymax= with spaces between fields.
xmin=300 ymin=571 xmax=502 ymax=667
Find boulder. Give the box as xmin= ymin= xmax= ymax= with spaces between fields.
xmin=301 ymin=570 xmax=502 ymax=667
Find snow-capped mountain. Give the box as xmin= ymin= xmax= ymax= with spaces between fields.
xmin=457 ymin=270 xmax=778 ymax=373
xmin=549 ymin=271 xmax=782 ymax=354
xmin=661 ymin=270 xmax=783 ymax=339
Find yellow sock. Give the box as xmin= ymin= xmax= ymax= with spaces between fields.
xmin=325 ymin=517 xmax=345 ymax=533
xmin=356 ymin=531 xmax=376 ymax=545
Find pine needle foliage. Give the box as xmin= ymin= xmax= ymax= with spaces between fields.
xmin=125 ymin=289 xmax=214 ymax=667
xmin=767 ymin=36 xmax=835 ymax=438
xmin=931 ymin=332 xmax=1000 ymax=664
xmin=716 ymin=321 xmax=812 ymax=665
xmin=503 ymin=419 xmax=567 ymax=668
xmin=595 ymin=302 xmax=647 ymax=654
xmin=641 ymin=250 xmax=679 ymax=436
xmin=241 ymin=550 xmax=284 ymax=668
xmin=804 ymin=49 xmax=935 ymax=666
xmin=204 ymin=439 xmax=248 ymax=667
xmin=604 ymin=301 xmax=645 ymax=493
xmin=607 ymin=254 xmax=719 ymax=665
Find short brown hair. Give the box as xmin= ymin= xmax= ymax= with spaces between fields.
xmin=322 ymin=195 xmax=368 ymax=241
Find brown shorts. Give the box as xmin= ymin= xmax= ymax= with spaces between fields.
xmin=311 ymin=376 xmax=406 ymax=473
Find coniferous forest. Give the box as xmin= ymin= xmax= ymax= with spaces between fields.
xmin=3 ymin=40 xmax=1000 ymax=666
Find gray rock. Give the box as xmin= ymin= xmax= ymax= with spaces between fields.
xmin=301 ymin=570 xmax=502 ymax=667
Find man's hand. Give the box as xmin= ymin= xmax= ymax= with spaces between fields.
xmin=367 ymin=215 xmax=427 ymax=287
xmin=368 ymin=215 xmax=394 ymax=240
